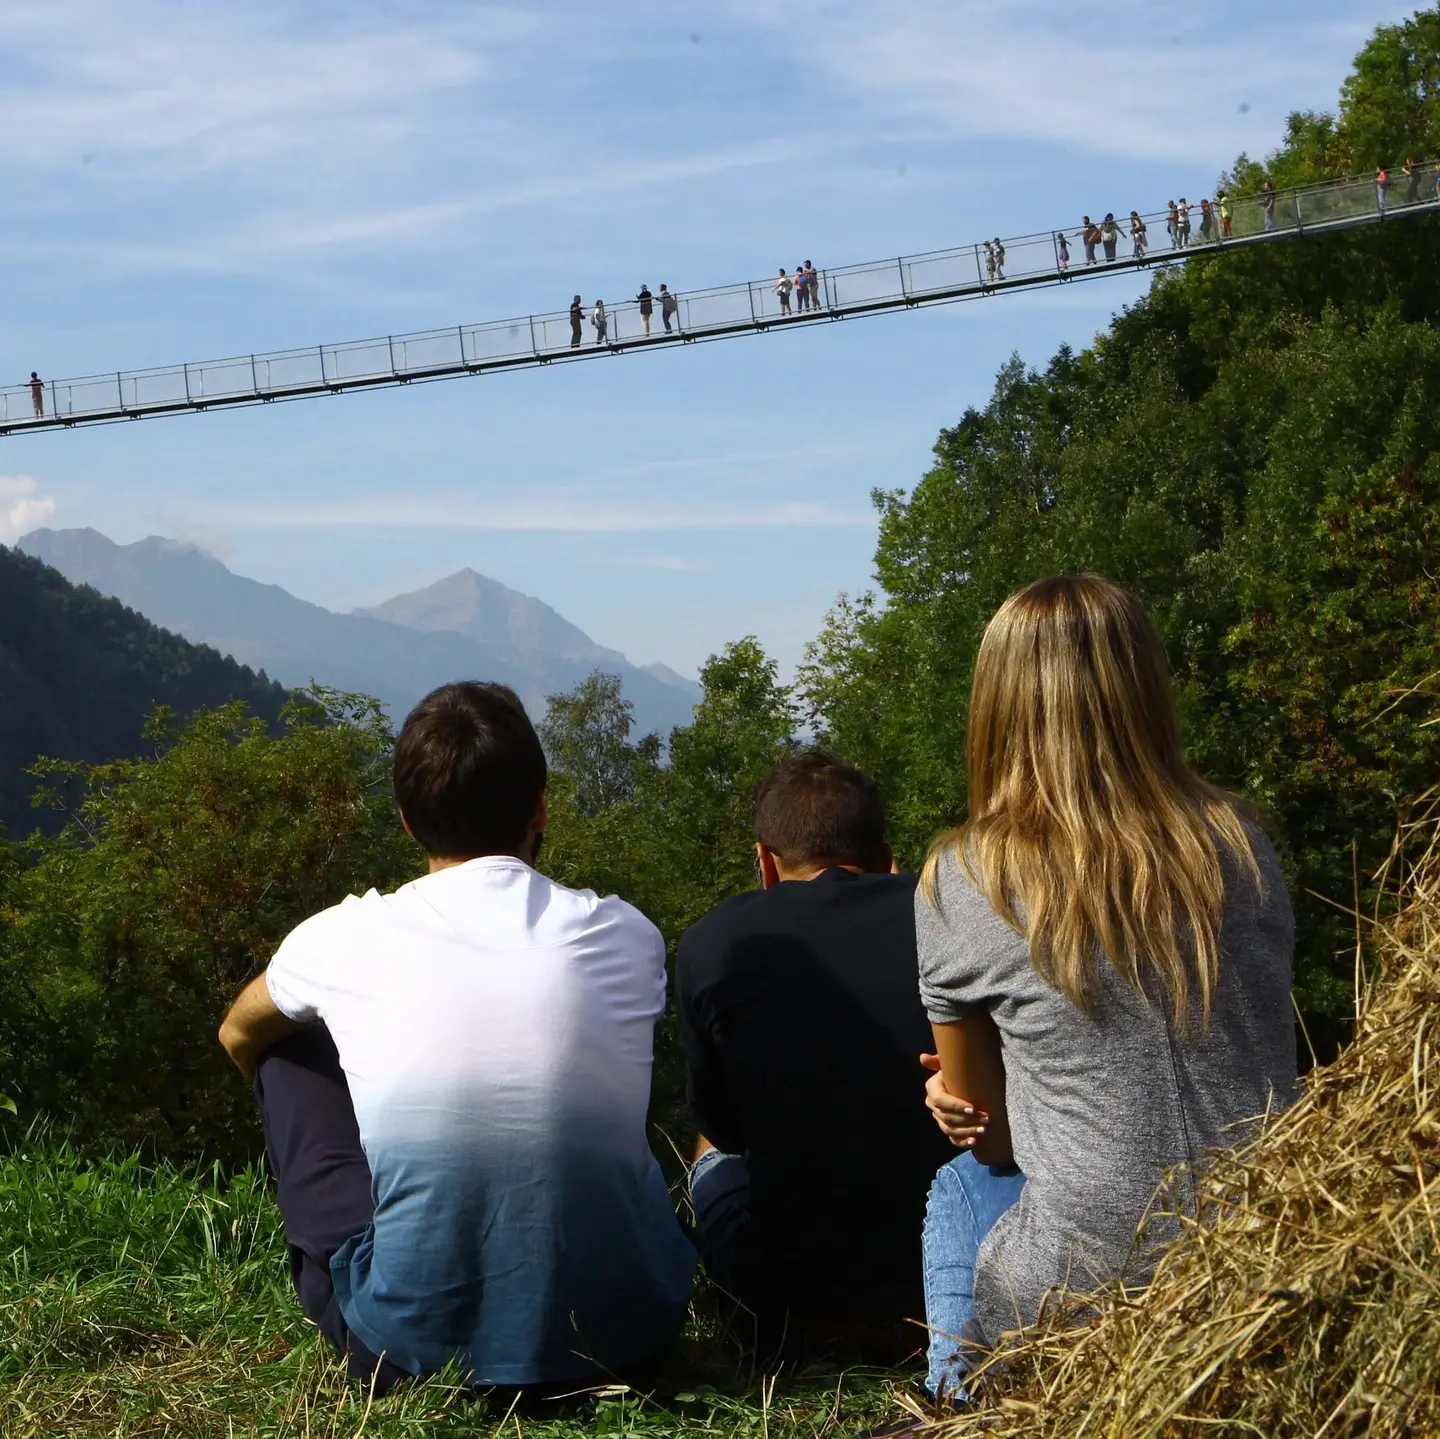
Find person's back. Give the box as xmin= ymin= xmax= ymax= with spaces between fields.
xmin=269 ymin=858 xmax=694 ymax=1381
xmin=676 ymin=752 xmax=951 ymax=1345
xmin=221 ymin=682 xmax=694 ymax=1390
xmin=919 ymin=829 xmax=1293 ymax=1347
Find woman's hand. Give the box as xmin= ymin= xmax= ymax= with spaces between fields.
xmin=919 ymin=1053 xmax=989 ymax=1148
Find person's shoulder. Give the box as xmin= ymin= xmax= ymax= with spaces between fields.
xmin=917 ymin=845 xmax=1016 ymax=932
xmin=678 ymin=889 xmax=769 ymax=953
xmin=273 ymin=889 xmax=375 ymax=962
xmin=530 ymin=869 xmax=664 ymax=949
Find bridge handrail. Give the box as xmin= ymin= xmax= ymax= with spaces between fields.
xmin=2 ymin=164 xmax=1431 ymax=430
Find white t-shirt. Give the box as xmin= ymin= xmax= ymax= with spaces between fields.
xmin=265 ymin=857 xmax=696 ymax=1384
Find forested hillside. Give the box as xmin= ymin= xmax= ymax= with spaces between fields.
xmin=0 ymin=545 xmax=287 ymax=835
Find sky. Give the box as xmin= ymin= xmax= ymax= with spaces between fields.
xmin=0 ymin=0 xmax=1406 ymax=679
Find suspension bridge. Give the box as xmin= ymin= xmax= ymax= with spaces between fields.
xmin=2 ymin=168 xmax=1432 ymax=437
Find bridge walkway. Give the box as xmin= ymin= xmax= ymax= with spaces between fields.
xmin=2 ymin=169 xmax=1431 ymax=436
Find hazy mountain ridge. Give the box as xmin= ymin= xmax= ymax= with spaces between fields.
xmin=19 ymin=529 xmax=699 ymax=735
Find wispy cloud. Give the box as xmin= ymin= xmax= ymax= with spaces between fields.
xmin=0 ymin=474 xmax=57 ymax=543
xmin=199 ymin=494 xmax=872 ymax=533
xmin=716 ymin=0 xmax=1399 ymax=166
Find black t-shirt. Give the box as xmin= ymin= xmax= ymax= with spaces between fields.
xmin=675 ymin=869 xmax=951 ymax=1320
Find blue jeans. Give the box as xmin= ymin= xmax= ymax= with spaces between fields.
xmin=922 ymin=1153 xmax=1026 ymax=1399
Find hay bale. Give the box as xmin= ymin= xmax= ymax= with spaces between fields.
xmin=914 ymin=812 xmax=1440 ymax=1439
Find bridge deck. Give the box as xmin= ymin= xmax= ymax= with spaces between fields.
xmin=3 ymin=170 xmax=1432 ymax=437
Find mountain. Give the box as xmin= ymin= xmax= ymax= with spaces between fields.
xmin=0 ymin=543 xmax=287 ymax=835
xmin=357 ymin=568 xmax=630 ymax=671
xmin=19 ymin=530 xmax=699 ymax=737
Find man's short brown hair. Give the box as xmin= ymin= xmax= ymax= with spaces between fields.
xmin=754 ymin=749 xmax=888 ymax=871
xmin=393 ymin=682 xmax=547 ymax=857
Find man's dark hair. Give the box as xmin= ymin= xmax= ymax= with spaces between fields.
xmin=754 ymin=749 xmax=889 ymax=871
xmin=393 ymin=682 xmax=547 ymax=857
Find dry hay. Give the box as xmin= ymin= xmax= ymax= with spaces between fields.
xmin=911 ymin=805 xmax=1440 ymax=1439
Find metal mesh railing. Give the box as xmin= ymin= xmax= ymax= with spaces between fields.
xmin=3 ymin=166 xmax=1433 ymax=432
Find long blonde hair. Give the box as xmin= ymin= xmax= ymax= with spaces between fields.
xmin=921 ymin=574 xmax=1258 ymax=1026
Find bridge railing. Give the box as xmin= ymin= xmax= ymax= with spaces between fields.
xmin=2 ymin=166 xmax=1433 ymax=429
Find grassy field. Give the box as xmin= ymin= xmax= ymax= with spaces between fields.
xmin=0 ymin=1139 xmax=909 ymax=1438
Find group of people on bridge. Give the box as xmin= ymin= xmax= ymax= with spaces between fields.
xmin=218 ymin=573 xmax=1296 ymax=1417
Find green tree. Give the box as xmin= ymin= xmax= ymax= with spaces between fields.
xmin=0 ymin=692 xmax=416 ymax=1162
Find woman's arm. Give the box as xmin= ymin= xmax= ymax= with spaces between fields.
xmin=928 ymin=1014 xmax=1013 ymax=1166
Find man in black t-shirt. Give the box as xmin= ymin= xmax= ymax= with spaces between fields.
xmin=675 ymin=750 xmax=951 ymax=1360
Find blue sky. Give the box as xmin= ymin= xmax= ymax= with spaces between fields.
xmin=0 ymin=0 xmax=1405 ymax=679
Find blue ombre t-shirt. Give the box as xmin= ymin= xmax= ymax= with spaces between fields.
xmin=265 ymin=857 xmax=696 ymax=1384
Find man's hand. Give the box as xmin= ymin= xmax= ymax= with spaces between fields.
xmin=919 ymin=1053 xmax=989 ymax=1149
xmin=218 ymin=973 xmax=302 ymax=1083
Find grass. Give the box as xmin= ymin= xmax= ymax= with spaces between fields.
xmin=0 ymin=1138 xmax=909 ymax=1438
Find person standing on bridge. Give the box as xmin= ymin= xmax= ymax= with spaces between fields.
xmin=992 ymin=239 xmax=1006 ymax=280
xmin=592 ymin=299 xmax=607 ymax=345
xmin=1130 ymin=211 xmax=1147 ymax=260
xmin=28 ymin=372 xmax=43 ymax=419
xmin=1403 ymin=156 xmax=1419 ymax=205
xmin=569 ymin=296 xmax=584 ymax=348
xmin=794 ymin=263 xmax=811 ymax=312
xmin=1176 ymin=198 xmax=1191 ymax=247
xmin=983 ymin=241 xmax=997 ymax=283
xmin=804 ymin=261 xmax=820 ymax=308
xmin=775 ymin=269 xmax=794 ymax=316
xmin=1080 ymin=218 xmax=1096 ymax=266
xmin=1218 ymin=192 xmax=1232 ymax=238
xmin=1056 ymin=233 xmax=1070 ymax=274
xmin=636 ymin=285 xmax=654 ymax=337
xmin=1166 ymin=200 xmax=1179 ymax=248
xmin=1376 ymin=166 xmax=1390 ymax=216
xmin=659 ymin=284 xmax=678 ymax=333
xmin=1198 ymin=199 xmax=1214 ymax=244
xmin=1261 ymin=181 xmax=1276 ymax=232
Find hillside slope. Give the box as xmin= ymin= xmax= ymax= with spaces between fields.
xmin=0 ymin=544 xmax=287 ymax=835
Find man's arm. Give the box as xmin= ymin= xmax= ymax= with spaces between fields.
xmin=218 ymin=972 xmax=303 ymax=1083
xmin=927 ymin=1013 xmax=1013 ymax=1166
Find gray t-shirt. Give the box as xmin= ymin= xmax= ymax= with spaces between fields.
xmin=917 ymin=826 xmax=1295 ymax=1346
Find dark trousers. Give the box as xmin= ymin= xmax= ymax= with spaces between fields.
xmin=254 ymin=1026 xmax=409 ymax=1393
xmin=688 ymin=1149 xmax=921 ymax=1366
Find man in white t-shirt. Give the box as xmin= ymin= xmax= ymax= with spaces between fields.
xmin=218 ymin=682 xmax=696 ymax=1391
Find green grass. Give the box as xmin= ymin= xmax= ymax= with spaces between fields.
xmin=0 ymin=1140 xmax=910 ymax=1437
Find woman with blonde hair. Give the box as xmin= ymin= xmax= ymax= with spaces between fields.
xmin=916 ymin=574 xmax=1294 ymax=1399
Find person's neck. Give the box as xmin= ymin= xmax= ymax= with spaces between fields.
xmin=773 ymin=861 xmax=866 ymax=883
xmin=426 ymin=848 xmax=530 ymax=875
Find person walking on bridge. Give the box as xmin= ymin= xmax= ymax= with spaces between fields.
xmin=1166 ymin=200 xmax=1179 ymax=248
xmin=1376 ymin=165 xmax=1390 ymax=216
xmin=804 ymin=261 xmax=820 ymax=308
xmin=1130 ymin=211 xmax=1147 ymax=260
xmin=1056 ymin=233 xmax=1070 ymax=275
xmin=774 ymin=268 xmax=794 ymax=316
xmin=1080 ymin=217 xmax=1097 ymax=266
xmin=1176 ymin=198 xmax=1191 ymax=246
xmin=1261 ymin=181 xmax=1276 ymax=232
xmin=636 ymin=284 xmax=654 ymax=336
xmin=659 ymin=284 xmax=678 ymax=333
xmin=1100 ymin=214 xmax=1120 ymax=262
xmin=983 ymin=241 xmax=997 ymax=283
xmin=992 ymin=239 xmax=1006 ymax=279
xmin=1198 ymin=199 xmax=1214 ymax=244
xmin=1218 ymin=191 xmax=1232 ymax=238
xmin=591 ymin=299 xmax=607 ymax=345
xmin=28 ymin=372 xmax=43 ymax=419
xmin=1403 ymin=156 xmax=1420 ymax=205
xmin=569 ymin=296 xmax=584 ymax=348
xmin=794 ymin=262 xmax=811 ymax=312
